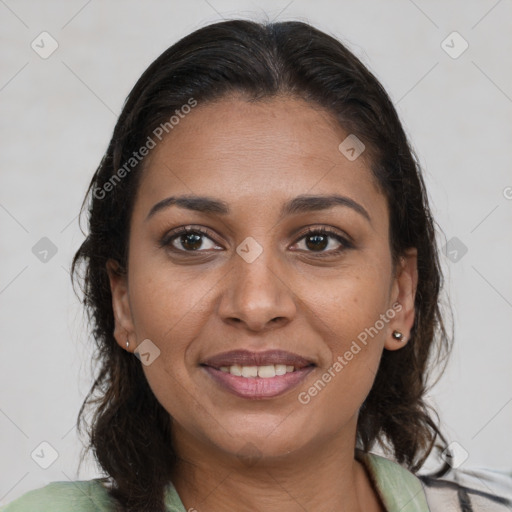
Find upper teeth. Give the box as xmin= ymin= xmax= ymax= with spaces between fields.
xmin=219 ymin=364 xmax=296 ymax=378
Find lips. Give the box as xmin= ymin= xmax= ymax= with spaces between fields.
xmin=202 ymin=349 xmax=314 ymax=369
xmin=200 ymin=349 xmax=316 ymax=399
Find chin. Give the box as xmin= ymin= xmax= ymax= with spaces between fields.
xmin=204 ymin=416 xmax=319 ymax=463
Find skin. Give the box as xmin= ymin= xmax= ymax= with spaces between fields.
xmin=107 ymin=94 xmax=418 ymax=512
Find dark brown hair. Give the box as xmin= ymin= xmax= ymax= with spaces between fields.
xmin=72 ymin=19 xmax=453 ymax=511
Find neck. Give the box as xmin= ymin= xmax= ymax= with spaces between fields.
xmin=169 ymin=419 xmax=384 ymax=512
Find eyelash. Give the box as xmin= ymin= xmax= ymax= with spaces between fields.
xmin=159 ymin=225 xmax=353 ymax=257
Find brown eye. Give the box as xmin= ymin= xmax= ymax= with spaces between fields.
xmin=160 ymin=227 xmax=221 ymax=253
xmin=293 ymin=227 xmax=352 ymax=255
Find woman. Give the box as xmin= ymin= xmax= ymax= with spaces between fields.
xmin=2 ymin=19 xmax=510 ymax=512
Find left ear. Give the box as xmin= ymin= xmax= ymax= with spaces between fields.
xmin=384 ymin=247 xmax=418 ymax=351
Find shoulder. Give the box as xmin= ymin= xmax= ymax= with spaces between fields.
xmin=0 ymin=479 xmax=116 ymax=512
xmin=360 ymin=450 xmax=512 ymax=512
xmin=419 ymin=465 xmax=512 ymax=512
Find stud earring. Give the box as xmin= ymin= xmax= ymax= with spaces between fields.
xmin=392 ymin=330 xmax=404 ymax=342
xmin=126 ymin=338 xmax=130 ymax=349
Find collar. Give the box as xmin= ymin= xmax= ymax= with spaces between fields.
xmin=164 ymin=451 xmax=431 ymax=511
xmin=356 ymin=450 xmax=431 ymax=511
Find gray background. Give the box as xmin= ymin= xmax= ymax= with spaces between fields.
xmin=1 ymin=0 xmax=511 ymax=504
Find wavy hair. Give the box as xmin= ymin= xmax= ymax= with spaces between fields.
xmin=72 ymin=19 xmax=453 ymax=511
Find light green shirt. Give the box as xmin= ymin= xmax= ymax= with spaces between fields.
xmin=0 ymin=452 xmax=430 ymax=511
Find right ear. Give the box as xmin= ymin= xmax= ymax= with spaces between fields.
xmin=106 ymin=259 xmax=135 ymax=352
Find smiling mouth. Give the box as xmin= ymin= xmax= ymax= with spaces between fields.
xmin=201 ymin=365 xmax=315 ymax=399
xmin=200 ymin=349 xmax=316 ymax=399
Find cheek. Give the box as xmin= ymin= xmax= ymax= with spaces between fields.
xmin=126 ymin=266 xmax=201 ymax=423
xmin=304 ymin=262 xmax=391 ymax=346
xmin=125 ymin=252 xmax=220 ymax=410
xmin=296 ymin=265 xmax=390 ymax=407
xmin=127 ymin=252 xmax=215 ymax=343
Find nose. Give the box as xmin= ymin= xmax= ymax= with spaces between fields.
xmin=217 ymin=249 xmax=297 ymax=332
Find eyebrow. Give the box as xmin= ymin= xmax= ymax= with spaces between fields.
xmin=145 ymin=194 xmax=371 ymax=224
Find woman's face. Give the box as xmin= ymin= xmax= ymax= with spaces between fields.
xmin=108 ymin=95 xmax=417 ymax=464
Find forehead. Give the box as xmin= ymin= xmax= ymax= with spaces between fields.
xmin=134 ymin=95 xmax=387 ymax=225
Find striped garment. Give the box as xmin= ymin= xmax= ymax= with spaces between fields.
xmin=419 ymin=464 xmax=512 ymax=511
